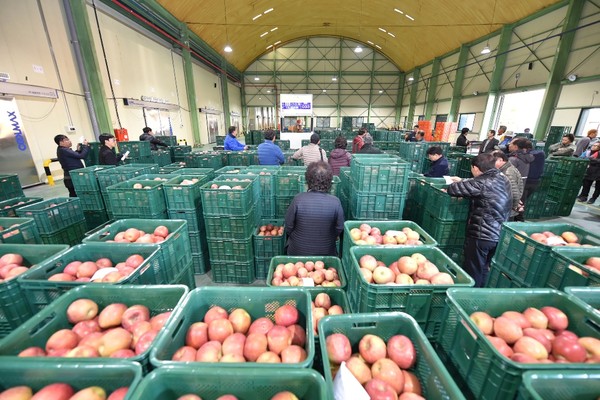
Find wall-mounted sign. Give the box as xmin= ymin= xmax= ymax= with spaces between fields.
xmin=280 ymin=93 xmax=313 ymax=117
xmin=123 ymin=98 xmax=179 ymax=111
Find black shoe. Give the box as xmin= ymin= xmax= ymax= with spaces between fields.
xmin=577 ymin=196 xmax=588 ymax=202
xmin=587 ymin=198 xmax=597 ymax=205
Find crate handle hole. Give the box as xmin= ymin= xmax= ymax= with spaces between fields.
xmin=29 ymin=313 xmax=56 ymax=337
xmin=352 ymin=322 xmax=377 ymax=329
xmin=584 ymin=317 xmax=600 ymax=335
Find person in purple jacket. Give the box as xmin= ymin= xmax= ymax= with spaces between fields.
xmin=328 ymin=136 xmax=351 ymax=176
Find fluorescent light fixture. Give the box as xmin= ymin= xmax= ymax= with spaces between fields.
xmin=394 ymin=8 xmax=404 ymax=14
xmin=264 ymin=8 xmax=274 ymax=14
xmin=267 ymin=90 xmax=271 ymax=93
xmin=379 ymin=90 xmax=383 ymax=93
xmin=260 ymin=32 xmax=269 ymax=38
xmin=332 ymin=76 xmax=337 ymax=81
xmin=378 ymin=27 xmax=387 ymax=33
xmin=254 ymin=77 xmax=260 ymax=81
xmin=481 ymin=45 xmax=491 ymax=54
xmin=408 ymin=76 xmax=414 ymax=81
xmin=253 ymin=14 xmax=262 ymax=21
xmin=270 ymin=27 xmax=278 ymax=32
xmin=354 ymin=46 xmax=363 ymax=53
xmin=367 ymin=41 xmax=374 ymax=45
xmin=224 ymin=45 xmax=232 ymax=52
xmin=406 ymin=15 xmax=414 ymax=21
xmin=266 ymin=44 xmax=273 ymax=49
xmin=274 ymin=41 xmax=281 ymax=45
xmin=388 ymin=32 xmax=395 ymax=38
xmin=375 ymin=45 xmax=382 ymax=49
xmin=322 ymin=89 xmax=327 ymax=92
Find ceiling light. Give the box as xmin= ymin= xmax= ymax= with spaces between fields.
xmin=394 ymin=8 xmax=404 ymax=14
xmin=367 ymin=41 xmax=374 ymax=45
xmin=260 ymin=32 xmax=268 ymax=38
xmin=375 ymin=45 xmax=382 ymax=49
xmin=332 ymin=76 xmax=337 ymax=81
xmin=481 ymin=45 xmax=491 ymax=54
xmin=254 ymin=77 xmax=260 ymax=81
xmin=408 ymin=76 xmax=414 ymax=81
xmin=266 ymin=44 xmax=273 ymax=49
xmin=264 ymin=8 xmax=273 ymax=14
xmin=406 ymin=15 xmax=414 ymax=21
xmin=378 ymin=28 xmax=387 ymax=33
xmin=274 ymin=41 xmax=281 ymax=45
xmin=354 ymin=46 xmax=363 ymax=53
xmin=379 ymin=90 xmax=383 ymax=94
xmin=322 ymin=89 xmax=327 ymax=93
xmin=387 ymin=32 xmax=395 ymax=38
xmin=224 ymin=45 xmax=232 ymax=53
xmin=253 ymin=14 xmax=262 ymax=21
xmin=267 ymin=90 xmax=271 ymax=93
xmin=270 ymin=27 xmax=278 ymax=32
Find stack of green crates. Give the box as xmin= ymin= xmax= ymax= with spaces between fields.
xmin=200 ymin=179 xmax=258 ymax=283
xmin=215 ymin=135 xmax=225 ymax=146
xmin=159 ymin=162 xmax=186 ymax=174
xmin=106 ymin=179 xmax=167 ymax=219
xmin=245 ymin=166 xmax=280 ymax=218
xmin=225 ymin=150 xmax=256 ymax=166
xmin=16 ymin=197 xmax=86 ymax=245
xmin=70 ymin=165 xmax=115 ymax=230
xmin=349 ymin=155 xmax=410 ymax=220
xmin=399 ymin=141 xmax=450 ymax=174
xmin=154 ymin=135 xmax=178 ymax=146
xmin=338 ymin=167 xmax=351 ymax=219
xmin=447 ymin=152 xmax=475 ymax=178
xmin=543 ymin=126 xmax=571 ymax=156
xmin=118 ymin=141 xmax=152 ymax=164
xmin=524 ymin=159 xmax=559 ymax=219
xmin=546 ymin=157 xmax=589 ymax=216
xmin=252 ymin=219 xmax=285 ymax=279
xmin=274 ymin=166 xmax=306 ymax=218
xmin=0 ymin=197 xmax=43 ymax=217
xmin=183 ymin=152 xmax=223 ymax=169
xmin=171 ymin=145 xmax=192 ymax=162
xmin=0 ymin=174 xmax=24 ymax=202
xmin=276 ymin=140 xmax=290 ymax=150
xmin=283 ymin=150 xmax=302 ymax=166
xmin=151 ymin=150 xmax=172 ymax=166
xmin=83 ymin=141 xmax=101 ymax=166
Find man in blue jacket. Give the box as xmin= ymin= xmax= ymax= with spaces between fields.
xmin=257 ymin=129 xmax=285 ymax=165
xmin=424 ymin=146 xmax=449 ymax=177
xmin=54 ymin=134 xmax=90 ymax=197
xmin=224 ymin=126 xmax=248 ymax=151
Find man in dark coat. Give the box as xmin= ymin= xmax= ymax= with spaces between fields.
xmin=139 ymin=127 xmax=168 ymax=151
xmin=479 ymin=130 xmax=499 ymax=153
xmin=54 ymin=134 xmax=90 ymax=197
xmin=98 ymin=133 xmax=128 ymax=165
xmin=456 ymin=127 xmax=470 ymax=147
xmin=447 ymin=153 xmax=512 ymax=287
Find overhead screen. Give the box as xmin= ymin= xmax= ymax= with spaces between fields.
xmin=280 ymin=94 xmax=313 ymax=117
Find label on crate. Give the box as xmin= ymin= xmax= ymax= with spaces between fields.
xmin=90 ymin=267 xmax=118 ymax=282
xmin=333 ymin=362 xmax=369 ymax=400
xmin=301 ymin=277 xmax=315 ymax=287
xmin=545 ymin=236 xmax=567 ymax=246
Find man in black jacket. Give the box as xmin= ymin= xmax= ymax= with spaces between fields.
xmin=139 ymin=127 xmax=168 ymax=151
xmin=447 ymin=153 xmax=512 ymax=287
xmin=98 ymin=133 xmax=128 ymax=165
xmin=54 ymin=134 xmax=90 ymax=197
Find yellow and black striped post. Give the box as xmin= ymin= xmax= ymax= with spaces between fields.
xmin=43 ymin=158 xmax=58 ymax=185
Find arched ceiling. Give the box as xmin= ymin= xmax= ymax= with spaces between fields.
xmin=156 ymin=0 xmax=564 ymax=73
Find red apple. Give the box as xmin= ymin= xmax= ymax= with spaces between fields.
xmin=541 ymin=306 xmax=569 ymax=331
xmin=228 ymin=308 xmax=251 ymax=334
xmin=359 ymin=334 xmax=387 ymax=364
xmin=364 ymin=378 xmax=398 ymax=400
xmin=387 ymin=334 xmax=416 ymax=369
xmin=274 ymin=305 xmax=299 ymax=327
xmin=67 ymin=298 xmax=99 ymax=324
xmin=31 ymin=382 xmax=74 ymax=400
xmin=326 ymin=333 xmax=351 ymax=364
xmin=204 ymin=306 xmax=229 ymax=324
xmin=186 ymin=322 xmax=209 ymax=349
xmin=121 ymin=305 xmax=150 ymax=332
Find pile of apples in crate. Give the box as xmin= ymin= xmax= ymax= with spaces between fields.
xmin=256 ymin=223 xmax=284 ymax=237
xmin=2 ymin=199 xmax=28 ymax=209
xmin=470 ymin=306 xmax=600 ymax=363
xmin=326 ymin=332 xmax=423 ymax=400
xmin=105 ymin=225 xmax=170 ymax=244
xmin=0 ymin=384 xmax=129 ymax=400
xmin=349 ymin=224 xmax=423 ymax=246
xmin=0 ymin=253 xmax=31 ymax=282
xmin=176 ymin=391 xmax=298 ymax=400
xmin=312 ymin=293 xmax=344 ymax=334
xmin=359 ymin=253 xmax=455 ymax=285
xmin=45 ymin=254 xmax=147 ymax=283
xmin=171 ymin=304 xmax=307 ymax=364
xmin=525 ymin=230 xmax=590 ymax=246
xmin=18 ymin=298 xmax=171 ymax=358
xmin=271 ymin=260 xmax=341 ymax=287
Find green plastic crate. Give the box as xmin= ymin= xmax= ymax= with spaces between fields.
xmin=214 ymin=166 xmax=246 ymax=175
xmin=118 ymin=140 xmax=152 ymax=157
xmin=555 ymin=157 xmax=590 ymax=176
xmin=0 ymin=244 xmax=67 ymax=338
xmin=421 ymin=211 xmax=467 ymax=247
xmin=124 ymin=155 xmax=155 ymax=165
xmin=226 ymin=150 xmax=255 ymax=166
xmin=162 ymin=175 xmax=208 ymax=210
xmin=350 ymin=157 xmax=410 ymax=192
xmin=159 ymin=163 xmax=185 ymax=174
xmin=275 ymin=195 xmax=295 ymax=218
xmin=83 ymin=219 xmax=192 ymax=284
xmin=425 ymin=184 xmax=470 ymax=221
xmin=546 ymin=247 xmax=600 ymax=290
xmin=492 ymin=222 xmax=600 ymax=288
xmin=0 ymin=359 xmax=142 ymax=399
xmin=253 ymin=219 xmax=285 ymax=259
xmin=0 ymin=284 xmax=187 ymax=373
xmin=318 ymin=312 xmax=466 ymax=400
xmin=151 ymin=150 xmax=173 ymax=166
xmin=245 ymin=165 xmax=279 ymax=196
xmin=215 ymin=173 xmax=261 ymax=204
xmin=254 ymin=256 xmax=271 ymax=280
xmin=154 ymin=135 xmax=178 ymax=146
xmin=38 ymin=220 xmax=87 ymax=246
xmin=76 ymin=190 xmax=105 ymax=211
xmin=183 ymin=152 xmax=223 ymax=169
xmin=17 ymin=243 xmax=163 ymax=311
xmin=564 ymin=286 xmax=600 ymax=314
xmin=210 ymin=259 xmax=255 ymax=284
xmin=275 ymin=167 xmax=307 ymax=197
xmin=350 ymin=190 xmax=406 ymax=220
xmin=207 ymin=235 xmax=254 ymax=262
xmin=438 ymin=244 xmax=464 ymax=266
xmin=167 ymin=209 xmax=204 ymax=232
xmin=83 ymin=209 xmax=110 ymax=231
xmin=171 ymin=145 xmax=193 ymax=158
xmin=70 ymin=165 xmax=115 ymax=192
xmin=276 ymin=139 xmax=291 ymax=150
xmin=132 ymin=367 xmax=326 ymax=399
xmin=518 ymin=370 xmax=600 ymax=400
xmin=188 ymin=232 xmax=207 ymax=255
xmin=200 ymin=180 xmax=256 ymax=216
xmin=267 ymin=256 xmax=346 ymax=289
xmin=191 ymin=252 xmax=210 ymax=275
xmin=438 ymin=288 xmax=600 ymax=400
xmin=0 ymin=197 xmax=43 ymax=217
xmin=149 ymin=287 xmax=313 ymax=369
xmin=16 ymin=197 xmax=84 ymax=235
xmin=204 ymin=208 xmax=257 ymax=239
xmin=96 ymin=165 xmax=158 ymax=192
xmin=0 ymin=175 xmax=23 ymax=202
xmin=0 ymin=217 xmax=40 ymax=244
xmin=216 ymin=135 xmax=225 ymax=145
xmin=129 ymin=173 xmax=179 ymax=182
xmin=347 ymin=246 xmax=475 ymax=339
xmin=105 ymin=180 xmax=166 ymax=217
xmin=298 ymin=175 xmax=340 ymax=195
xmin=178 ymin=168 xmax=215 ymax=178
xmin=485 ymin=261 xmax=526 ymax=289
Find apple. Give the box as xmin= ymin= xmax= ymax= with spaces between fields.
xmin=208 ymin=319 xmax=234 ymax=343
xmin=18 ymin=346 xmax=46 ymax=357
xmin=522 ymin=307 xmax=548 ymax=330
xmin=204 ymin=306 xmax=229 ymax=324
xmin=266 ymin=325 xmax=292 ymax=355
xmin=121 ymin=305 xmax=150 ymax=332
xmin=31 ymin=383 xmax=74 ymax=400
xmin=67 ymin=299 xmax=99 ymax=324
xmin=0 ymin=386 xmax=33 ymax=399
xmin=387 ymin=334 xmax=416 ymax=369
xmin=552 ymin=334 xmax=587 ymax=362
xmin=150 ymin=311 xmax=172 ymax=331
xmin=280 ymin=344 xmax=307 ymax=363
xmin=98 ymin=328 xmax=132 ymax=357
xmin=186 ymin=322 xmax=209 ymax=349
xmin=360 ymin=255 xmax=378 ymax=272
xmin=493 ymin=316 xmax=523 ymax=344
xmin=326 ymin=333 xmax=351 ymax=364
xmin=486 ymin=335 xmax=514 ymax=358
xmin=243 ymin=332 xmax=268 ymax=362
xmin=222 ymin=332 xmax=246 ymax=356
xmin=397 ymin=256 xmax=418 ymax=275
xmin=540 ymin=306 xmax=569 ymax=331
xmin=579 ymin=336 xmax=600 ymax=358
xmin=0 ymin=253 xmax=23 ymax=267
xmin=153 ymin=226 xmax=169 ymax=238
xmin=69 ymin=386 xmax=106 ymax=400
xmin=402 ymin=370 xmax=422 ymax=395
xmin=107 ymin=387 xmax=129 ymax=400
xmin=256 ymin=351 xmax=281 ymax=363
xmin=371 ymin=357 xmax=404 ymax=394
xmin=270 ymin=392 xmax=298 ymax=400
xmin=359 ymin=334 xmax=387 ymax=364
xmin=372 ymin=266 xmax=395 ymax=284
xmin=364 ymin=378 xmax=398 ymax=400
xmin=470 ymin=311 xmax=494 ymax=335
xmin=72 ymin=318 xmax=101 ymax=339
xmin=248 ymin=317 xmax=274 ymax=335
xmin=196 ymin=341 xmax=222 ymax=362
xmin=287 ymin=324 xmax=306 ymax=347
xmin=172 ymin=346 xmax=198 ymax=362
xmin=523 ymin=328 xmax=552 ymax=353
xmin=274 ymin=305 xmax=299 ymax=327
xmin=345 ymin=354 xmax=372 ymax=384
xmin=314 ymin=293 xmax=331 ymax=309
xmin=429 ymin=272 xmax=454 ymax=285
xmin=66 ymin=345 xmax=101 ymax=358
xmin=46 ymin=329 xmax=79 ymax=353
xmin=513 ymin=336 xmax=548 ymax=360
xmin=98 ymin=303 xmax=128 ymax=329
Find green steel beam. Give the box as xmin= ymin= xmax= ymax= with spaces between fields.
xmin=368 ymin=51 xmax=376 ymax=121
xmin=448 ymin=45 xmax=469 ymax=123
xmin=68 ymin=0 xmax=112 ymax=133
xmin=407 ymin=68 xmax=420 ymax=125
xmin=489 ymin=24 xmax=514 ymax=93
xmin=337 ymin=40 xmax=342 ymax=127
xmin=180 ymin=25 xmax=201 ymax=146
xmin=241 ymin=74 xmax=248 ymax=132
xmin=425 ymin=58 xmax=440 ymax=119
xmin=535 ymin=0 xmax=586 ymax=140
xmin=395 ymin=73 xmax=404 ymax=126
xmin=221 ymin=61 xmax=231 ymax=128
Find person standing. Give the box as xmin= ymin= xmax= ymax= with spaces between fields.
xmin=508 ymin=138 xmax=534 ymax=184
xmin=285 ymin=161 xmax=344 ymax=256
xmin=224 ymin=126 xmax=248 ymax=151
xmin=54 ymin=134 xmax=90 ymax=197
xmin=548 ymin=134 xmax=576 ymax=157
xmin=358 ymin=134 xmax=383 ymax=154
xmin=576 ymin=142 xmax=600 ymax=204
xmin=447 ymin=153 xmax=512 ymax=287
xmin=328 ymin=136 xmax=352 ymax=176
xmin=98 ymin=133 xmax=128 ymax=165
xmin=257 ymin=129 xmax=285 ymax=165
xmin=492 ymin=151 xmax=523 ymax=220
xmin=405 ymin=125 xmax=419 ymax=141
xmin=424 ymin=146 xmax=449 ymax=177
xmin=352 ymin=127 xmax=367 ymax=153
xmin=292 ymin=133 xmax=327 ymax=166
xmin=139 ymin=127 xmax=168 ymax=151
xmin=574 ymin=129 xmax=598 ymax=157
xmin=411 ymin=131 xmax=425 ymax=142
xmin=479 ymin=130 xmax=499 ymax=153
xmin=456 ymin=127 xmax=470 ymax=147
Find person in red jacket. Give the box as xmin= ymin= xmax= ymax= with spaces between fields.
xmin=352 ymin=128 xmax=368 ymax=153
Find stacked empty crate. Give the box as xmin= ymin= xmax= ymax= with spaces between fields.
xmin=16 ymin=197 xmax=86 ymax=245
xmin=399 ymin=141 xmax=451 ymax=175
xmin=119 ymin=140 xmax=153 ymax=164
xmin=70 ymin=165 xmax=115 ymax=230
xmin=163 ymin=170 xmax=214 ymax=274
xmin=547 ymin=157 xmax=589 ymax=216
xmin=349 ymin=155 xmax=410 ymax=220
xmin=171 ymin=145 xmax=192 ymax=163
xmin=0 ymin=175 xmax=24 ymax=202
xmin=183 ymin=151 xmax=224 ymax=170
xmin=201 ymin=176 xmax=259 ymax=283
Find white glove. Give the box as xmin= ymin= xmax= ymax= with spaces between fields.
xmin=122 ymin=150 xmax=130 ymax=161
